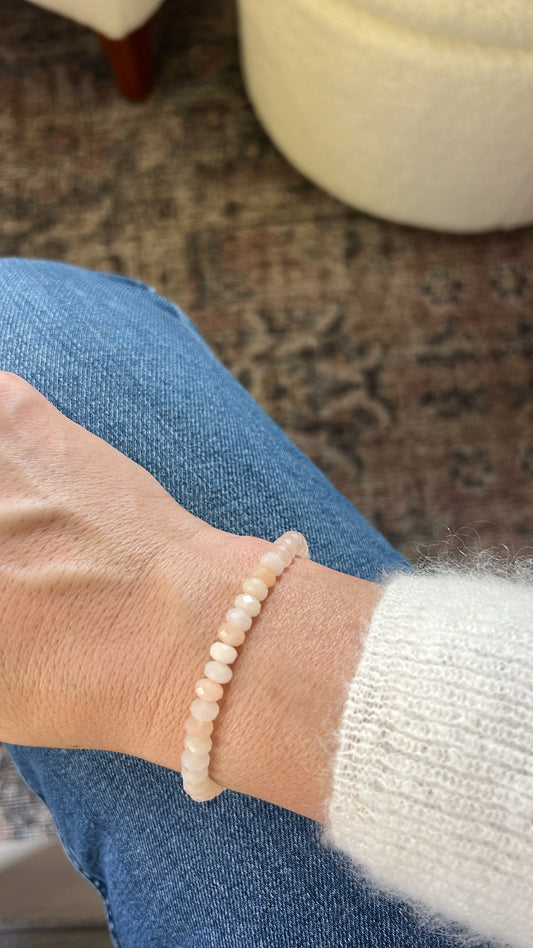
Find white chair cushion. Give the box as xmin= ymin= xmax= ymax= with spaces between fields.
xmin=25 ymin=0 xmax=165 ymax=39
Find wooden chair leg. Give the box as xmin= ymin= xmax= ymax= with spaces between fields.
xmin=95 ymin=19 xmax=154 ymax=102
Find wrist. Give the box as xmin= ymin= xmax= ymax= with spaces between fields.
xmin=127 ymin=524 xmax=267 ymax=772
xmin=129 ymin=524 xmax=380 ymax=825
xmin=210 ymin=550 xmax=382 ymax=822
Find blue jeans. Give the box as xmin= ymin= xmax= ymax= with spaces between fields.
xmin=0 ymin=259 xmax=489 ymax=947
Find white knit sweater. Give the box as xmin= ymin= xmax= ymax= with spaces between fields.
xmin=327 ymin=569 xmax=533 ymax=948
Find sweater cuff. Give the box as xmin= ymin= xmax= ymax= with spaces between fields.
xmin=327 ymin=570 xmax=533 ymax=948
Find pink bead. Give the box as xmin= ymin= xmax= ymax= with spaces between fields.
xmin=271 ymin=541 xmax=293 ymax=566
xmin=218 ymin=622 xmax=246 ymax=647
xmin=181 ymin=766 xmax=209 ymax=786
xmin=259 ymin=551 xmax=285 ymax=575
xmin=250 ymin=564 xmax=277 ymax=587
xmin=190 ymin=697 xmax=220 ymax=721
xmin=210 ymin=641 xmax=238 ymax=664
xmin=225 ymin=607 xmax=253 ymax=631
xmin=181 ymin=749 xmax=210 ymax=772
xmin=281 ymin=531 xmax=308 ymax=556
xmin=195 ymin=678 xmax=224 ymax=702
xmin=277 ymin=534 xmax=298 ymax=552
xmin=234 ymin=593 xmax=261 ymax=617
xmin=204 ymin=660 xmax=233 ymax=684
xmin=185 ymin=734 xmax=212 ymax=755
xmin=182 ymin=777 xmax=223 ymax=802
xmin=185 ymin=716 xmax=214 ymax=738
xmin=242 ymin=576 xmax=269 ymax=601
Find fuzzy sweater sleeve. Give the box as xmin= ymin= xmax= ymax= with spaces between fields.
xmin=327 ymin=569 xmax=533 ymax=948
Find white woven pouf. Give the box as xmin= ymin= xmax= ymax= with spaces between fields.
xmin=237 ymin=0 xmax=533 ymax=232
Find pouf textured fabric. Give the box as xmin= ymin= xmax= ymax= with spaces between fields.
xmin=237 ymin=0 xmax=533 ymax=232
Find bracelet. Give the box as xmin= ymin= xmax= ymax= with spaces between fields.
xmin=181 ymin=530 xmax=309 ymax=802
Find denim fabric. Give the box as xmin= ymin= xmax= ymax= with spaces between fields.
xmin=0 ymin=259 xmax=489 ymax=947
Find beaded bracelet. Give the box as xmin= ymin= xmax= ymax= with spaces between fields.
xmin=181 ymin=530 xmax=309 ymax=802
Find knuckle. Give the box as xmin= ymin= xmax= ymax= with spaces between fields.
xmin=0 ymin=371 xmax=35 ymax=401
xmin=0 ymin=373 xmax=44 ymax=424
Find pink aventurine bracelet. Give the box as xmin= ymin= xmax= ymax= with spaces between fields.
xmin=181 ymin=530 xmax=309 ymax=802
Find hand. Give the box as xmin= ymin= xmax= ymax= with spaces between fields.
xmin=0 ymin=371 xmax=379 ymax=822
xmin=0 ymin=371 xmax=256 ymax=764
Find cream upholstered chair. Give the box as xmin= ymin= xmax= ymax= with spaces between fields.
xmin=25 ymin=0 xmax=166 ymax=99
xmin=236 ymin=0 xmax=533 ymax=232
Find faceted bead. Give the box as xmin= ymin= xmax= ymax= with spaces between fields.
xmin=218 ymin=622 xmax=246 ymax=647
xmin=242 ymin=576 xmax=269 ymax=601
xmin=204 ymin=660 xmax=233 ymax=684
xmin=181 ymin=766 xmax=209 ymax=786
xmin=181 ymin=749 xmax=210 ymax=772
xmin=185 ymin=716 xmax=214 ymax=738
xmin=185 ymin=734 xmax=212 ymax=755
xmin=234 ymin=593 xmax=261 ymax=617
xmin=279 ymin=531 xmax=302 ymax=551
xmin=194 ymin=678 xmax=224 ymax=702
xmin=250 ymin=564 xmax=277 ymax=587
xmin=225 ymin=607 xmax=253 ymax=631
xmin=282 ymin=531 xmax=309 ymax=557
xmin=183 ymin=777 xmax=223 ymax=802
xmin=210 ymin=641 xmax=238 ymax=664
xmin=260 ymin=551 xmax=285 ymax=575
xmin=271 ymin=540 xmax=293 ymax=566
xmin=190 ymin=697 xmax=220 ymax=721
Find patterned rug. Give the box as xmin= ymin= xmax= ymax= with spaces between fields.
xmin=1 ymin=0 xmax=532 ymax=839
